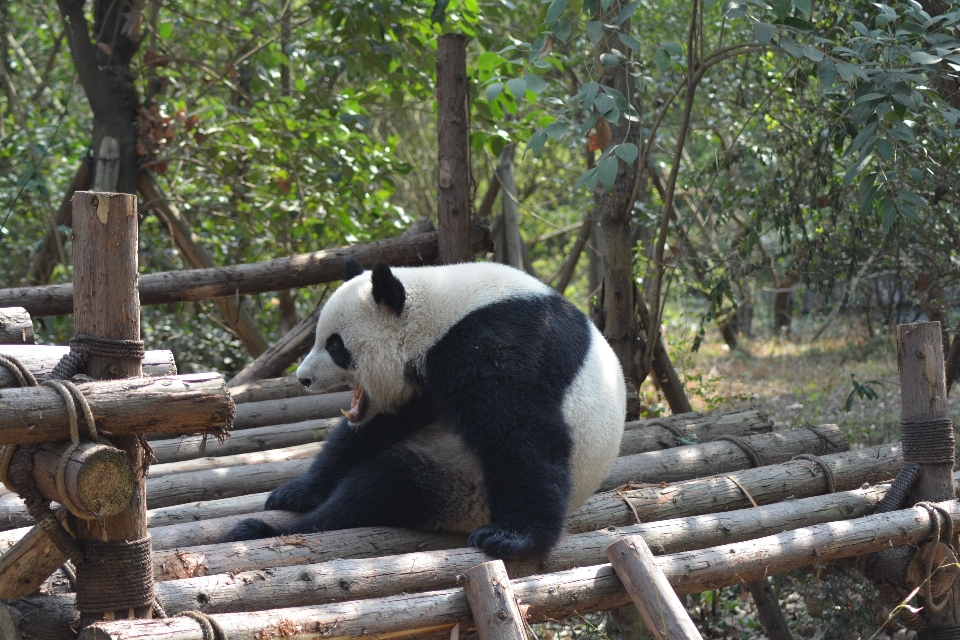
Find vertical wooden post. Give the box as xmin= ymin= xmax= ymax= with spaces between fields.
xmin=436 ymin=33 xmax=472 ymax=264
xmin=72 ymin=191 xmax=151 ymax=625
xmin=606 ymin=535 xmax=704 ymax=640
xmin=898 ymin=321 xmax=960 ymax=631
xmin=462 ymin=560 xmax=527 ymax=640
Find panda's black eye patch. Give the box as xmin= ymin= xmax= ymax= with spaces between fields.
xmin=325 ymin=333 xmax=351 ymax=369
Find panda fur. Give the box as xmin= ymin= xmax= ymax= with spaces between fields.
xmin=229 ymin=258 xmax=626 ymax=557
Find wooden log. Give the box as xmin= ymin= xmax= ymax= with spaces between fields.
xmin=570 ymin=443 xmax=902 ymax=533
xmin=145 ymin=492 xmax=273 ymax=531
xmin=0 ymin=224 xmax=494 ymax=318
xmin=31 ymin=441 xmax=135 ymax=517
xmin=0 ymin=482 xmax=902 ymax=637
xmin=436 ymin=33 xmax=473 ymax=265
xmin=148 ymin=442 xmax=322 ymax=478
xmin=0 ymin=372 xmax=234 ymax=445
xmin=150 ymin=418 xmax=335 ymax=463
xmin=149 ymin=474 xmax=894 ymax=583
xmin=606 ymin=536 xmax=703 ymax=640
xmin=601 ymin=422 xmax=845 ymax=490
xmin=72 ymin=190 xmax=152 ymax=625
xmin=228 ymin=375 xmax=304 ymax=404
xmin=462 ymin=561 xmax=527 ymax=640
xmin=227 ymin=305 xmax=322 ymax=388
xmin=619 ymin=410 xmax=770 ymax=456
xmin=0 ymin=508 xmax=71 ymax=598
xmin=76 ymin=499 xmax=960 ymax=640
xmin=232 ymin=392 xmax=351 ymax=430
xmin=148 ymin=510 xmax=297 ymax=551
xmin=0 ymin=593 xmax=77 ymax=640
xmin=0 ymin=344 xmax=176 ymax=387
xmin=0 ymin=307 xmax=34 ymax=344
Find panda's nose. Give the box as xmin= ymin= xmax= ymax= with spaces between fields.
xmin=299 ymin=377 xmax=312 ymax=388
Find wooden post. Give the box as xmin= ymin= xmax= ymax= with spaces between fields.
xmin=436 ymin=33 xmax=472 ymax=264
xmin=72 ymin=190 xmax=152 ymax=624
xmin=898 ymin=321 xmax=960 ymax=630
xmin=462 ymin=560 xmax=527 ymax=640
xmin=606 ymin=535 xmax=703 ymax=640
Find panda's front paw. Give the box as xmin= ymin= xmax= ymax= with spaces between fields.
xmin=468 ymin=524 xmax=546 ymax=559
xmin=228 ymin=518 xmax=280 ymax=541
xmin=264 ymin=481 xmax=321 ymax=513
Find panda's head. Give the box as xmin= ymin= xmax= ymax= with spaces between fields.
xmin=296 ymin=256 xmax=413 ymax=424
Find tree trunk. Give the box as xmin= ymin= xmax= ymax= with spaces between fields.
xmin=436 ymin=34 xmax=472 ymax=264
xmin=492 ymin=143 xmax=523 ymax=270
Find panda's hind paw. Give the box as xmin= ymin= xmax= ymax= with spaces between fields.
xmin=468 ymin=524 xmax=548 ymax=559
xmin=264 ymin=481 xmax=321 ymax=513
xmin=228 ymin=518 xmax=280 ymax=541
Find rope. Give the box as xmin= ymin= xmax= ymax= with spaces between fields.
xmin=49 ymin=333 xmax=145 ymax=381
xmin=725 ymin=475 xmax=759 ymax=507
xmin=919 ymin=626 xmax=960 ymax=639
xmin=75 ymin=537 xmax=155 ymax=613
xmin=0 ymin=354 xmax=37 ymax=387
xmin=176 ymin=611 xmax=228 ymax=640
xmin=804 ymin=423 xmax=843 ymax=452
xmin=717 ymin=435 xmax=763 ymax=467
xmin=874 ymin=462 xmax=923 ymax=514
xmin=902 ymin=417 xmax=956 ymax=465
xmin=914 ymin=501 xmax=956 ymax=614
xmin=792 ymin=454 xmax=836 ymax=494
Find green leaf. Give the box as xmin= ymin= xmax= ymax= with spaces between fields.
xmin=545 ymin=121 xmax=567 ymax=139
xmin=597 ymin=156 xmax=618 ymax=190
xmin=844 ymin=153 xmax=873 ymax=185
xmin=898 ymin=190 xmax=927 ymax=207
xmin=817 ymin=58 xmax=836 ymax=88
xmin=586 ymin=21 xmax=604 ymax=45
xmin=654 ymin=48 xmax=671 ymax=70
xmin=778 ymin=36 xmax=804 ymax=59
xmin=618 ymin=32 xmax=641 ymax=53
xmin=594 ymin=93 xmax=616 ymax=114
xmin=617 ymin=1 xmax=639 ymax=24
xmin=803 ymin=44 xmax=823 ymax=61
xmin=879 ymin=196 xmax=897 ymax=230
xmin=794 ymin=0 xmax=811 ymax=14
xmin=524 ymin=74 xmax=546 ymax=95
xmin=877 ymin=138 xmax=893 ymax=159
xmin=573 ymin=167 xmax=600 ymax=193
xmin=614 ymin=142 xmax=639 ymax=164
xmin=601 ymin=0 xmax=615 ymax=10
xmin=485 ymin=82 xmax=504 ymax=102
xmin=753 ymin=22 xmax=777 ymax=45
xmin=911 ymin=51 xmax=942 ymax=64
xmin=477 ymin=52 xmax=507 ymax=73
xmin=294 ymin=78 xmax=307 ymax=92
xmin=552 ymin=20 xmax=572 ymax=42
xmin=600 ymin=53 xmax=619 ymax=67
xmin=663 ymin=41 xmax=683 ymax=56
xmin=546 ymin=0 xmax=568 ymax=24
xmin=524 ymin=128 xmax=548 ymax=156
xmin=506 ymin=78 xmax=528 ymax=100
xmin=771 ymin=0 xmax=791 ymax=20
xmin=158 ymin=23 xmax=173 ymax=39
xmin=845 ymin=122 xmax=878 ymax=157
xmin=859 ymin=175 xmax=878 ymax=217
xmin=722 ymin=0 xmax=747 ymax=18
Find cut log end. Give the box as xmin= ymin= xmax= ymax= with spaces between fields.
xmin=75 ymin=445 xmax=136 ymax=517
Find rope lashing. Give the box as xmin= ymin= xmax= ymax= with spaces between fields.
xmin=717 ymin=435 xmax=763 ymax=467
xmin=74 ymin=537 xmax=155 ymax=613
xmin=791 ymin=454 xmax=837 ymax=494
xmin=176 ymin=610 xmax=229 ymax=640
xmin=49 ymin=333 xmax=145 ymax=381
xmin=902 ymin=417 xmax=956 ymax=465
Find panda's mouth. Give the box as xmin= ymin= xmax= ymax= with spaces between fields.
xmin=342 ymin=382 xmax=368 ymax=423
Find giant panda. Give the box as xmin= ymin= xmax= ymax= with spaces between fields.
xmin=229 ymin=258 xmax=626 ymax=557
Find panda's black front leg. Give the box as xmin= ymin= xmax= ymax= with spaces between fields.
xmin=466 ymin=417 xmax=573 ymax=558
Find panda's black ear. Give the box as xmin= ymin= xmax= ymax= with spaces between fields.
xmin=371 ymin=262 xmax=405 ymax=316
xmin=343 ymin=256 xmax=364 ymax=281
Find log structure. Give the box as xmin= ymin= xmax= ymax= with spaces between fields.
xmin=227 ymin=375 xmax=305 ymax=404
xmin=232 ymin=391 xmax=351 ymax=430
xmin=462 ymin=561 xmax=528 ymax=640
xmin=74 ymin=499 xmax=960 ymax=640
xmin=150 ymin=418 xmax=335 ymax=463
xmin=0 ymin=373 xmax=234 ymax=444
xmin=0 ymin=224 xmax=493 ymax=317
xmin=0 ymin=345 xmax=176 ymax=387
xmin=0 ymin=307 xmax=34 ymax=344
xmin=606 ymin=535 xmax=703 ymax=640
